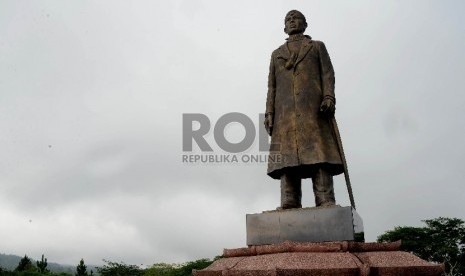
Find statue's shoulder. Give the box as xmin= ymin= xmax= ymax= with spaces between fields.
xmin=311 ymin=39 xmax=328 ymax=50
xmin=271 ymin=43 xmax=287 ymax=57
xmin=311 ymin=39 xmax=323 ymax=46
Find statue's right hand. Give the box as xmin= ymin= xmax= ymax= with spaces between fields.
xmin=264 ymin=113 xmax=273 ymax=136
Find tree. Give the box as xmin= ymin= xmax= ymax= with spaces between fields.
xmin=144 ymin=263 xmax=176 ymax=276
xmin=97 ymin=260 xmax=142 ymax=276
xmin=144 ymin=257 xmax=218 ymax=276
xmin=378 ymin=217 xmax=465 ymax=276
xmin=174 ymin=259 xmax=213 ymax=276
xmin=14 ymin=255 xmax=36 ymax=272
xmin=36 ymin=254 xmax=49 ymax=273
xmin=75 ymin=259 xmax=88 ymax=276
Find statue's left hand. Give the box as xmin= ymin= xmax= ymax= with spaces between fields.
xmin=264 ymin=113 xmax=274 ymax=136
xmin=320 ymin=98 xmax=335 ymax=117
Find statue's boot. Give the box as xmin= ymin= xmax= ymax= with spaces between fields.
xmin=312 ymin=167 xmax=336 ymax=207
xmin=280 ymin=174 xmax=302 ymax=209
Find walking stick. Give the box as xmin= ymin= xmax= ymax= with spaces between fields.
xmin=330 ymin=117 xmax=356 ymax=209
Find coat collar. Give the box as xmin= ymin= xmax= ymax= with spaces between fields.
xmin=276 ymin=36 xmax=313 ymax=67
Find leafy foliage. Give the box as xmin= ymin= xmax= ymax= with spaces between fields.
xmin=172 ymin=258 xmax=214 ymax=275
xmin=36 ymin=255 xmax=48 ymax=274
xmin=1 ymin=252 xmax=217 ymax=276
xmin=143 ymin=263 xmax=177 ymax=276
xmin=378 ymin=217 xmax=465 ymax=276
xmin=75 ymin=259 xmax=87 ymax=276
xmin=144 ymin=258 xmax=215 ymax=276
xmin=14 ymin=256 xmax=36 ymax=272
xmin=97 ymin=260 xmax=142 ymax=276
xmin=0 ymin=256 xmax=216 ymax=276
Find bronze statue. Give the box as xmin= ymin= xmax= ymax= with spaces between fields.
xmin=265 ymin=10 xmax=346 ymax=209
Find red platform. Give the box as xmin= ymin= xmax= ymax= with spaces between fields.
xmin=193 ymin=241 xmax=444 ymax=276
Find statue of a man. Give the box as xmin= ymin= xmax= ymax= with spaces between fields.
xmin=265 ymin=10 xmax=344 ymax=209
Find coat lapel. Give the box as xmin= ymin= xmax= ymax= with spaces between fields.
xmin=276 ymin=44 xmax=291 ymax=60
xmin=295 ymin=38 xmax=313 ymax=66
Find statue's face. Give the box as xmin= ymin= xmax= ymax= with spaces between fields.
xmin=284 ymin=11 xmax=306 ymax=35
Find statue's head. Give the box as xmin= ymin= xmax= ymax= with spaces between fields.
xmin=284 ymin=10 xmax=307 ymax=35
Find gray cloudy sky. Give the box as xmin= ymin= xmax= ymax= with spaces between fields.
xmin=1 ymin=0 xmax=465 ymax=267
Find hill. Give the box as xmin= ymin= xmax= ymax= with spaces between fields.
xmin=0 ymin=253 xmax=98 ymax=274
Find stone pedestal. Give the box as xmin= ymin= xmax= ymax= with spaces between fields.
xmin=194 ymin=206 xmax=444 ymax=275
xmin=247 ymin=206 xmax=364 ymax=245
xmin=193 ymin=241 xmax=444 ymax=276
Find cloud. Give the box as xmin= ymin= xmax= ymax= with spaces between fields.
xmin=0 ymin=0 xmax=464 ymax=267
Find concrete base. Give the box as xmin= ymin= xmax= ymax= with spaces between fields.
xmin=246 ymin=206 xmax=364 ymax=245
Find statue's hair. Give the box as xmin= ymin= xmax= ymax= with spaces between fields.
xmin=285 ymin=10 xmax=307 ymax=24
xmin=284 ymin=10 xmax=308 ymax=34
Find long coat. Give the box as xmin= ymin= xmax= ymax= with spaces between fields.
xmin=266 ymin=36 xmax=343 ymax=179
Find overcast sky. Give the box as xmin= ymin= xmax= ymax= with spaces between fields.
xmin=1 ymin=0 xmax=464 ymax=268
